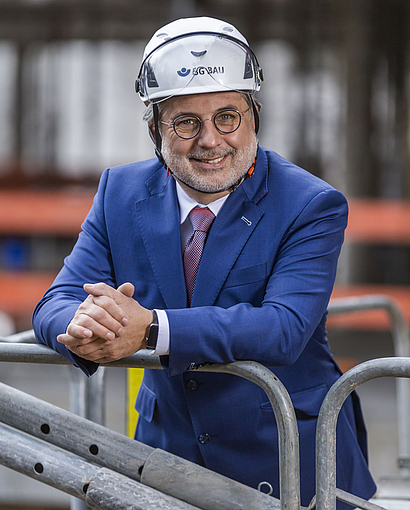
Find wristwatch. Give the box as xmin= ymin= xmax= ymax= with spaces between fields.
xmin=145 ymin=310 xmax=159 ymax=349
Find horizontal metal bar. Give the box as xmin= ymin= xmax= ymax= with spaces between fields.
xmin=0 ymin=329 xmax=36 ymax=343
xmin=0 ymin=341 xmax=163 ymax=368
xmin=329 ymin=295 xmax=410 ymax=357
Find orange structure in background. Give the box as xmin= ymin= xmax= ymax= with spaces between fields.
xmin=346 ymin=199 xmax=410 ymax=244
xmin=0 ymin=189 xmax=93 ymax=327
xmin=329 ymin=199 xmax=410 ymax=330
xmin=0 ymin=192 xmax=409 ymax=333
xmin=0 ymin=189 xmax=93 ymax=236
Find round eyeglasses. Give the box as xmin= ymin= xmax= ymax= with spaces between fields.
xmin=160 ymin=108 xmax=250 ymax=140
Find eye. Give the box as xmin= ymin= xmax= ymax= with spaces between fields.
xmin=217 ymin=112 xmax=236 ymax=122
xmin=175 ymin=116 xmax=197 ymax=128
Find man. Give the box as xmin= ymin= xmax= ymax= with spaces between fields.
xmin=33 ymin=17 xmax=376 ymax=507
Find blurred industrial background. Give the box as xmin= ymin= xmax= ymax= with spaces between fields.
xmin=0 ymin=0 xmax=410 ymax=508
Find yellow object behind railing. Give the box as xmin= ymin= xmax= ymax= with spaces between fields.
xmin=126 ymin=368 xmax=144 ymax=438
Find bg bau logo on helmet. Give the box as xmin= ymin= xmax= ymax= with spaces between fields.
xmin=177 ymin=66 xmax=225 ymax=77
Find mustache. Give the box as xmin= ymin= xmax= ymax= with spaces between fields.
xmin=186 ymin=148 xmax=236 ymax=160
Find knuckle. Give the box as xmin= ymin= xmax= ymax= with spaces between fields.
xmin=93 ymin=307 xmax=106 ymax=321
xmin=77 ymin=314 xmax=93 ymax=329
xmin=76 ymin=345 xmax=87 ymax=356
xmin=98 ymin=296 xmax=113 ymax=307
xmin=104 ymin=343 xmax=117 ymax=359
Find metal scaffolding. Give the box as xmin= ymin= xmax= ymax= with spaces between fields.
xmin=0 ymin=294 xmax=409 ymax=509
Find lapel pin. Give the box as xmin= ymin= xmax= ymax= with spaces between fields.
xmin=241 ymin=216 xmax=252 ymax=226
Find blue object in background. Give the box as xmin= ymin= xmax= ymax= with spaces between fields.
xmin=0 ymin=237 xmax=30 ymax=271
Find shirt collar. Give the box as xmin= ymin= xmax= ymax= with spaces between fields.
xmin=176 ymin=181 xmax=229 ymax=224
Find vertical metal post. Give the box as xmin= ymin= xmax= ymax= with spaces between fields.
xmin=388 ymin=299 xmax=410 ymax=476
xmin=68 ymin=366 xmax=106 ymax=510
xmin=316 ymin=357 xmax=410 ymax=510
xmin=202 ymin=361 xmax=300 ymax=510
xmin=329 ymin=295 xmax=410 ymax=475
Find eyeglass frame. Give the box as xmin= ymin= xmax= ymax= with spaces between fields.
xmin=160 ymin=107 xmax=251 ymax=140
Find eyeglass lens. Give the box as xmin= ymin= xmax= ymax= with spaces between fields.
xmin=174 ymin=110 xmax=242 ymax=139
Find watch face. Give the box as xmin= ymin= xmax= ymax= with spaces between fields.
xmin=146 ymin=310 xmax=159 ymax=349
xmin=146 ymin=323 xmax=159 ymax=349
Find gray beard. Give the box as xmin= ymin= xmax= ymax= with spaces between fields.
xmin=161 ymin=137 xmax=258 ymax=194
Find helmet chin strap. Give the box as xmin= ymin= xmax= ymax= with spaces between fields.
xmin=165 ymin=154 xmax=257 ymax=195
xmin=153 ymin=104 xmax=166 ymax=166
xmin=152 ymin=102 xmax=258 ymax=195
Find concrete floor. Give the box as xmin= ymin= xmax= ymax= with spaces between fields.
xmin=0 ymin=328 xmax=407 ymax=508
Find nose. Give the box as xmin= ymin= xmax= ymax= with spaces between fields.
xmin=196 ymin=119 xmax=222 ymax=149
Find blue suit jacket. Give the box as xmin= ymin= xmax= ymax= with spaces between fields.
xmin=33 ymin=147 xmax=376 ymax=505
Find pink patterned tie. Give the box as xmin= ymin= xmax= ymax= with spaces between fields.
xmin=183 ymin=206 xmax=215 ymax=305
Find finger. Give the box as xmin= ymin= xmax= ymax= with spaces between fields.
xmin=68 ymin=310 xmax=124 ymax=341
xmin=83 ymin=282 xmax=118 ymax=300
xmin=57 ymin=332 xmax=94 ymax=348
xmin=117 ymin=282 xmax=135 ymax=298
xmin=77 ymin=296 xmax=127 ymax=334
xmin=90 ymin=294 xmax=129 ymax=326
xmin=58 ymin=335 xmax=107 ymax=362
xmin=73 ymin=337 xmax=107 ymax=359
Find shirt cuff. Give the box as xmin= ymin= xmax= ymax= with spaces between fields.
xmin=153 ymin=309 xmax=170 ymax=355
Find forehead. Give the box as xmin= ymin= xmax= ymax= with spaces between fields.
xmin=161 ymin=91 xmax=247 ymax=117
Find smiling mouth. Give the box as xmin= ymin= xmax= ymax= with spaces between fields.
xmin=201 ymin=156 xmax=225 ymax=164
xmin=191 ymin=155 xmax=228 ymax=166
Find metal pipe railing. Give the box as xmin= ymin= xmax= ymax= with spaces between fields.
xmin=328 ymin=295 xmax=410 ymax=357
xmin=315 ymin=357 xmax=410 ymax=510
xmin=1 ymin=292 xmax=408 ymax=509
xmin=0 ymin=380 xmax=280 ymax=510
xmin=0 ymin=335 xmax=108 ymax=510
xmin=0 ymin=344 xmax=296 ymax=510
xmin=328 ymin=295 xmax=410 ymax=473
xmin=0 ymin=421 xmax=200 ymax=510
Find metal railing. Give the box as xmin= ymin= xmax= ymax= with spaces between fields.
xmin=328 ymin=295 xmax=410 ymax=473
xmin=315 ymin=357 xmax=410 ymax=510
xmin=0 ymin=344 xmax=298 ymax=510
xmin=0 ymin=418 xmax=200 ymax=510
xmin=1 ymin=293 xmax=409 ymax=509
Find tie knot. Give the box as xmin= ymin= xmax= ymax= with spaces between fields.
xmin=189 ymin=206 xmax=215 ymax=233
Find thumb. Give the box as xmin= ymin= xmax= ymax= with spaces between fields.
xmin=117 ymin=282 xmax=135 ymax=298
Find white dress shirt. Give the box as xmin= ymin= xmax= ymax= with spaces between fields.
xmin=153 ymin=182 xmax=229 ymax=355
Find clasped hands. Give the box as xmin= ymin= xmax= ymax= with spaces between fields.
xmin=57 ymin=282 xmax=153 ymax=364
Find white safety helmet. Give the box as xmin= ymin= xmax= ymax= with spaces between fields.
xmin=135 ymin=17 xmax=263 ymax=104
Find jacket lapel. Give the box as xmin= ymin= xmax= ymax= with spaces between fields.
xmin=191 ymin=147 xmax=269 ymax=307
xmin=135 ymin=169 xmax=187 ymax=309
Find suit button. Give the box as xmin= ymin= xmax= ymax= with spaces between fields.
xmin=198 ymin=434 xmax=210 ymax=444
xmin=186 ymin=379 xmax=198 ymax=391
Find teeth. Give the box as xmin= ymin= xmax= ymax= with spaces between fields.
xmin=202 ymin=156 xmax=224 ymax=164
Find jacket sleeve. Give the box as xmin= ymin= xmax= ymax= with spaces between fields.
xmin=164 ymin=188 xmax=348 ymax=376
xmin=32 ymin=169 xmax=114 ymax=376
